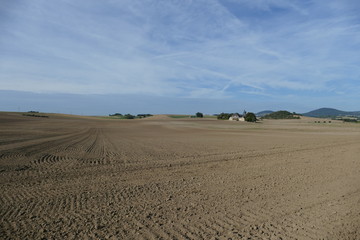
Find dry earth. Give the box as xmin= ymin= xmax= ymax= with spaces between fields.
xmin=0 ymin=112 xmax=360 ymax=240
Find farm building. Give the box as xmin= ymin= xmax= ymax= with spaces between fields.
xmin=229 ymin=113 xmax=245 ymax=121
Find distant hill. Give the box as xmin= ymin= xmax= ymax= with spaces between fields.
xmin=262 ymin=111 xmax=300 ymax=119
xmin=256 ymin=110 xmax=273 ymax=117
xmin=302 ymin=108 xmax=360 ymax=118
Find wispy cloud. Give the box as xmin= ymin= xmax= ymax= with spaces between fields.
xmin=1 ymin=0 xmax=360 ymax=106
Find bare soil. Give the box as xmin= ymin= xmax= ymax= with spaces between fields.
xmin=1 ymin=112 xmax=359 ymax=240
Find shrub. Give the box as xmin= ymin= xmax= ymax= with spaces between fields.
xmin=124 ymin=114 xmax=135 ymax=119
xmin=196 ymin=112 xmax=203 ymax=118
xmin=137 ymin=114 xmax=153 ymax=118
xmin=217 ymin=113 xmax=232 ymax=120
xmin=244 ymin=112 xmax=257 ymax=122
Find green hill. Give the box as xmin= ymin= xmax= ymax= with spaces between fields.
xmin=262 ymin=111 xmax=300 ymax=119
xmin=303 ymin=108 xmax=360 ymax=118
xmin=256 ymin=110 xmax=274 ymax=117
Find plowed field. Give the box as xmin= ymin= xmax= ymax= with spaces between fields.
xmin=1 ymin=112 xmax=359 ymax=239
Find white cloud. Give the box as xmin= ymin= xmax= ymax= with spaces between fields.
xmin=0 ymin=0 xmax=360 ymax=104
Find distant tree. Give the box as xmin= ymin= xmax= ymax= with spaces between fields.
xmin=196 ymin=112 xmax=204 ymax=118
xmin=124 ymin=114 xmax=135 ymax=119
xmin=343 ymin=118 xmax=358 ymax=123
xmin=137 ymin=114 xmax=153 ymax=118
xmin=109 ymin=113 xmax=122 ymax=116
xmin=244 ymin=112 xmax=257 ymax=122
xmin=217 ymin=112 xmax=232 ymax=120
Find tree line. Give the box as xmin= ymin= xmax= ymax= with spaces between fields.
xmin=216 ymin=112 xmax=257 ymax=122
xmin=108 ymin=113 xmax=153 ymax=119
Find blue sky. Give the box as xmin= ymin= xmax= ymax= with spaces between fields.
xmin=1 ymin=0 xmax=359 ymax=114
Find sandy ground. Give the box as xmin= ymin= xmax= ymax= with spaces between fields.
xmin=0 ymin=112 xmax=359 ymax=240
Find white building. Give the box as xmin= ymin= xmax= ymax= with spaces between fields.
xmin=229 ymin=114 xmax=245 ymax=121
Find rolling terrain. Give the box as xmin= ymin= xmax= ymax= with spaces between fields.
xmin=302 ymin=108 xmax=360 ymax=118
xmin=1 ymin=112 xmax=360 ymax=239
xmin=257 ymin=108 xmax=360 ymax=118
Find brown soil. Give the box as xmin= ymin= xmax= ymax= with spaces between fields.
xmin=1 ymin=112 xmax=359 ymax=240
